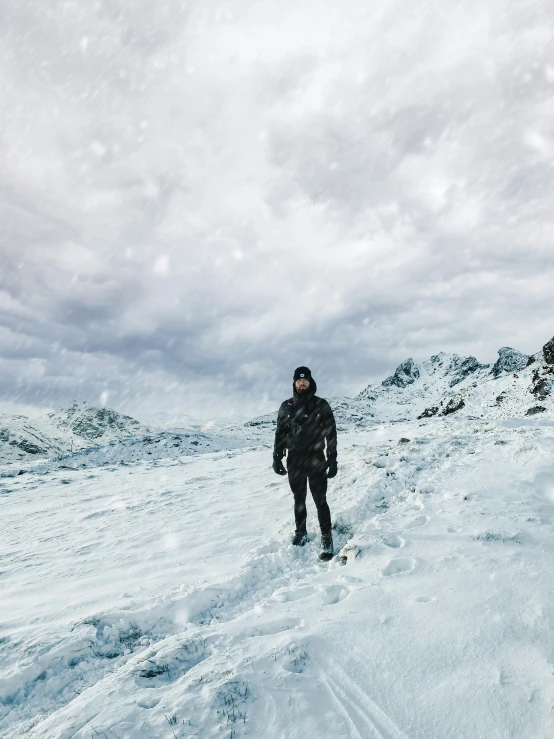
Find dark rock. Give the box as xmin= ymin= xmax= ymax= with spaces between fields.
xmin=491 ymin=347 xmax=529 ymax=378
xmin=530 ymin=367 xmax=553 ymax=399
xmin=496 ymin=393 xmax=506 ymax=403
xmin=418 ymin=406 xmax=439 ymax=419
xmin=531 ymin=378 xmax=551 ymax=400
xmin=449 ymin=356 xmax=488 ymax=387
xmin=420 ymin=395 xmax=465 ymax=418
xmin=441 ymin=396 xmax=465 ymax=416
xmin=543 ymin=336 xmax=554 ymax=365
xmin=16 ymin=439 xmax=45 ymax=455
xmin=526 ymin=406 xmax=546 ymax=416
xmin=526 ymin=356 xmax=536 ymax=366
xmin=382 ymin=358 xmax=420 ymax=389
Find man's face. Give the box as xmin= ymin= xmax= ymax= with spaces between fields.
xmin=295 ymin=378 xmax=310 ymax=392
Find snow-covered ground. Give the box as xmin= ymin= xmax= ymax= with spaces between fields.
xmin=3 ymin=412 xmax=554 ymax=738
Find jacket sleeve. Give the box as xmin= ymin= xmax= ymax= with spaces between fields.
xmin=273 ymin=402 xmax=289 ymax=458
xmin=321 ymin=401 xmax=337 ymax=459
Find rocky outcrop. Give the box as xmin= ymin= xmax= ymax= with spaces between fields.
xmin=491 ymin=347 xmax=529 ymax=378
xmin=526 ymin=406 xmax=546 ymax=416
xmin=418 ymin=395 xmax=465 ymax=419
xmin=382 ymin=359 xmax=420 ymax=389
xmin=11 ymin=439 xmax=45 ymax=455
xmin=530 ymin=367 xmax=554 ymax=400
xmin=543 ymin=336 xmax=554 ymax=365
xmin=448 ymin=356 xmax=488 ymax=387
xmin=441 ymin=396 xmax=465 ymax=415
xmin=418 ymin=406 xmax=439 ymax=419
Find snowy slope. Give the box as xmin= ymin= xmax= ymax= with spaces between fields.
xmin=0 ymin=413 xmax=68 ymax=465
xmin=3 ymin=415 xmax=554 ymax=738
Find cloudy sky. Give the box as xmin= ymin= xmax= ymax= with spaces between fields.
xmin=1 ymin=0 xmax=553 ymax=421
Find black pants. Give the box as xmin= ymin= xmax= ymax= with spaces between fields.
xmin=287 ymin=452 xmax=331 ymax=535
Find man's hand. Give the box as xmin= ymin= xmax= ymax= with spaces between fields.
xmin=273 ymin=456 xmax=287 ymax=475
xmin=327 ymin=457 xmax=338 ymax=479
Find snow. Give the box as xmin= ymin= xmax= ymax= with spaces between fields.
xmin=3 ymin=384 xmax=554 ymax=737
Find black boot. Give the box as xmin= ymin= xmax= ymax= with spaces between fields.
xmin=319 ymin=532 xmax=334 ymax=560
xmin=292 ymin=530 xmax=308 ymax=546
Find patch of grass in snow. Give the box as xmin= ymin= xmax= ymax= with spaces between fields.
xmin=214 ymin=680 xmax=251 ymax=730
xmin=135 ymin=636 xmax=211 ymax=683
xmin=138 ymin=660 xmax=170 ymax=679
xmin=472 ymin=531 xmax=522 ymax=544
xmin=118 ymin=623 xmax=144 ymax=650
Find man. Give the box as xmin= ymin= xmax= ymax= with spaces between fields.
xmin=272 ymin=366 xmax=338 ymax=558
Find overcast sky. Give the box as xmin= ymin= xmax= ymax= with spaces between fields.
xmin=1 ymin=0 xmax=553 ymax=421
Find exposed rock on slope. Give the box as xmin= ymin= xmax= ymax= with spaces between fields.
xmin=491 ymin=347 xmax=529 ymax=377
xmin=382 ymin=358 xmax=420 ymax=388
xmin=543 ymin=336 xmax=554 ymax=365
xmin=418 ymin=395 xmax=465 ymax=419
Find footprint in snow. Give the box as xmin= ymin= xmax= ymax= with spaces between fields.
xmin=319 ymin=583 xmax=351 ymax=606
xmin=405 ymin=514 xmax=429 ymax=529
xmin=272 ymin=585 xmax=317 ymax=603
xmin=245 ymin=617 xmax=303 ymax=638
xmin=136 ymin=695 xmax=161 ymax=709
xmin=382 ymin=533 xmax=404 ymax=549
xmin=382 ymin=558 xmax=416 ymax=577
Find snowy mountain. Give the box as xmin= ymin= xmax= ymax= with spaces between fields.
xmin=4 ymin=336 xmax=553 ymax=474
xmin=243 ymin=337 xmax=553 ymax=434
xmin=0 ymin=402 xmax=257 ymax=473
xmin=0 ymin=402 xmax=149 ymax=468
xmin=46 ymin=401 xmax=148 ymax=442
xmin=354 ymin=337 xmax=554 ymax=423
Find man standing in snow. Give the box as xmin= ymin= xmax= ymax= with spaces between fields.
xmin=272 ymin=367 xmax=337 ymax=558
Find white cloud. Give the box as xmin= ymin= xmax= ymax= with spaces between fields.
xmin=1 ymin=0 xmax=553 ymax=419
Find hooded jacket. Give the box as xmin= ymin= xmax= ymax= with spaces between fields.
xmin=273 ymin=378 xmax=337 ymax=459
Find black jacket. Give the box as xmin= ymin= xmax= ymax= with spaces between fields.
xmin=273 ymin=381 xmax=337 ymax=460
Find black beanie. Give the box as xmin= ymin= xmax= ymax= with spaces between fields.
xmin=293 ymin=366 xmax=312 ymax=382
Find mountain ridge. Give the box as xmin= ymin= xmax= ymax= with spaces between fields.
xmin=2 ymin=335 xmax=553 ymax=470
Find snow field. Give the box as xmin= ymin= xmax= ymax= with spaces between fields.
xmin=2 ymin=418 xmax=554 ymax=737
